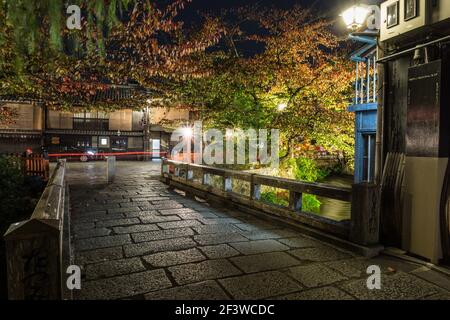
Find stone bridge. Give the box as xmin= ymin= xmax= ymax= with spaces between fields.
xmin=67 ymin=161 xmax=450 ymax=300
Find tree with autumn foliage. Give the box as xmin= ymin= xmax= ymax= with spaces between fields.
xmin=176 ymin=5 xmax=355 ymax=170
xmin=0 ymin=0 xmax=223 ymax=112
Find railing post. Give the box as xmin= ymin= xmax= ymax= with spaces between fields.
xmin=186 ymin=165 xmax=194 ymax=181
xmin=202 ymin=170 xmax=210 ymax=186
xmin=250 ymin=175 xmax=261 ymax=200
xmin=350 ymin=183 xmax=379 ymax=245
xmin=289 ymin=191 xmax=303 ymax=211
xmin=224 ymin=176 xmax=232 ymax=192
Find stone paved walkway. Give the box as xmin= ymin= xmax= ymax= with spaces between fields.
xmin=67 ymin=161 xmax=450 ymax=300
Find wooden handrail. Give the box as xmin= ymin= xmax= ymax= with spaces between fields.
xmin=161 ymin=159 xmax=351 ymax=202
xmin=160 ymin=158 xmax=354 ymax=238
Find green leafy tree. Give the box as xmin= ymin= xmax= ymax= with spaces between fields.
xmin=175 ymin=5 xmax=355 ymax=168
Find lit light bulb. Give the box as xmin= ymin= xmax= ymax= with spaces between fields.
xmin=342 ymin=5 xmax=370 ymax=30
xmin=182 ymin=127 xmax=193 ymax=138
xmin=277 ymin=103 xmax=287 ymax=111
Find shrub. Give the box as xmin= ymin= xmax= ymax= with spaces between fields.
xmin=0 ymin=156 xmax=43 ymax=230
xmin=287 ymin=157 xmax=330 ymax=183
xmin=260 ymin=191 xmax=289 ymax=207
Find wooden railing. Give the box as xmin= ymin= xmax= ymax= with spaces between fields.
xmin=161 ymin=159 xmax=356 ymax=238
xmin=4 ymin=153 xmax=50 ymax=181
xmin=3 ymin=160 xmax=72 ymax=300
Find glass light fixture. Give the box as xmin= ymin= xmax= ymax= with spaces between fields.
xmin=341 ymin=4 xmax=371 ymax=30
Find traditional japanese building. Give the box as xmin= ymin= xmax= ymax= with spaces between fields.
xmin=377 ymin=0 xmax=450 ymax=264
xmin=348 ymin=33 xmax=378 ymax=183
xmin=0 ymin=95 xmax=194 ymax=160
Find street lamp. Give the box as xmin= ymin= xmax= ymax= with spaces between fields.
xmin=341 ymin=4 xmax=370 ymax=31
xmin=182 ymin=127 xmax=193 ymax=138
xmin=277 ymin=103 xmax=287 ymax=112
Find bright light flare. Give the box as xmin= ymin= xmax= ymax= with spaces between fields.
xmin=277 ymin=103 xmax=287 ymax=112
xmin=342 ymin=5 xmax=370 ymax=30
xmin=182 ymin=127 xmax=193 ymax=138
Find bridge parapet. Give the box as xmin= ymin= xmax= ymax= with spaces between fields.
xmin=161 ymin=159 xmax=378 ymax=245
xmin=3 ymin=160 xmax=72 ymax=300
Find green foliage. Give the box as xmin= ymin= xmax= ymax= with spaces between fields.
xmin=287 ymin=157 xmax=330 ymax=183
xmin=0 ymin=156 xmax=44 ymax=233
xmin=260 ymin=191 xmax=321 ymax=214
xmin=302 ymin=194 xmax=321 ymax=214
xmin=177 ymin=6 xmax=355 ymax=171
xmin=2 ymin=0 xmax=131 ymax=57
xmin=260 ymin=191 xmax=289 ymax=207
xmin=0 ymin=156 xmax=24 ymax=196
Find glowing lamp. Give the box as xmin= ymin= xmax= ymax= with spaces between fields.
xmin=341 ymin=5 xmax=370 ymax=31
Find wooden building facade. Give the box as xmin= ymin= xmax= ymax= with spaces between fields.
xmin=0 ymin=100 xmax=193 ymax=160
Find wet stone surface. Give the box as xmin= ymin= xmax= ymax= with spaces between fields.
xmin=68 ymin=161 xmax=450 ymax=300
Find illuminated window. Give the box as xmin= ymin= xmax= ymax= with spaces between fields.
xmin=387 ymin=1 xmax=399 ymax=28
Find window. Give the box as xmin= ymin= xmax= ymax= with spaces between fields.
xmin=387 ymin=1 xmax=399 ymax=28
xmin=99 ymin=137 xmax=110 ymax=148
xmin=405 ymin=0 xmax=418 ymax=21
xmin=73 ymin=111 xmax=109 ymax=130
xmin=111 ymin=137 xmax=127 ymax=152
xmin=362 ymin=134 xmax=376 ymax=182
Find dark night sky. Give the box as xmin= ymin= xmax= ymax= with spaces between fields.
xmin=175 ymin=0 xmax=383 ymax=35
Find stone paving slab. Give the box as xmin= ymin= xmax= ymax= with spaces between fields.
xmin=199 ymin=244 xmax=241 ymax=259
xmin=230 ymin=252 xmax=304 ymax=273
xmin=193 ymin=224 xmax=241 ymax=235
xmin=113 ymin=224 xmax=160 ymax=234
xmin=286 ymin=264 xmax=348 ymax=288
xmin=85 ymin=257 xmax=146 ymax=280
xmin=168 ymin=259 xmax=242 ymax=285
xmin=230 ymin=239 xmax=290 ymax=255
xmin=139 ymin=215 xmax=181 ymax=224
xmin=79 ymin=269 xmax=172 ymax=300
xmin=123 ymin=237 xmax=197 ymax=257
xmin=179 ymin=212 xmax=218 ymax=220
xmin=75 ymin=234 xmax=132 ymax=251
xmin=96 ymin=218 xmax=141 ymax=228
xmin=74 ymin=228 xmax=111 ymax=239
xmin=157 ymin=220 xmax=202 ymax=230
xmin=68 ymin=162 xmax=450 ymax=300
xmin=143 ymin=248 xmax=206 ymax=268
xmin=144 ymin=280 xmax=230 ymax=300
xmin=278 ymin=236 xmax=323 ymax=248
xmin=289 ymin=246 xmax=353 ymax=262
xmin=193 ymin=233 xmax=249 ymax=246
xmin=75 ymin=246 xmax=124 ymax=265
xmin=131 ymin=228 xmax=195 ymax=243
xmin=275 ymin=287 xmax=354 ymax=300
xmin=219 ymin=271 xmax=303 ymax=300
xmin=158 ymin=208 xmax=198 ymax=215
xmin=239 ymin=229 xmax=300 ymax=241
xmin=339 ymin=272 xmax=440 ymax=300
